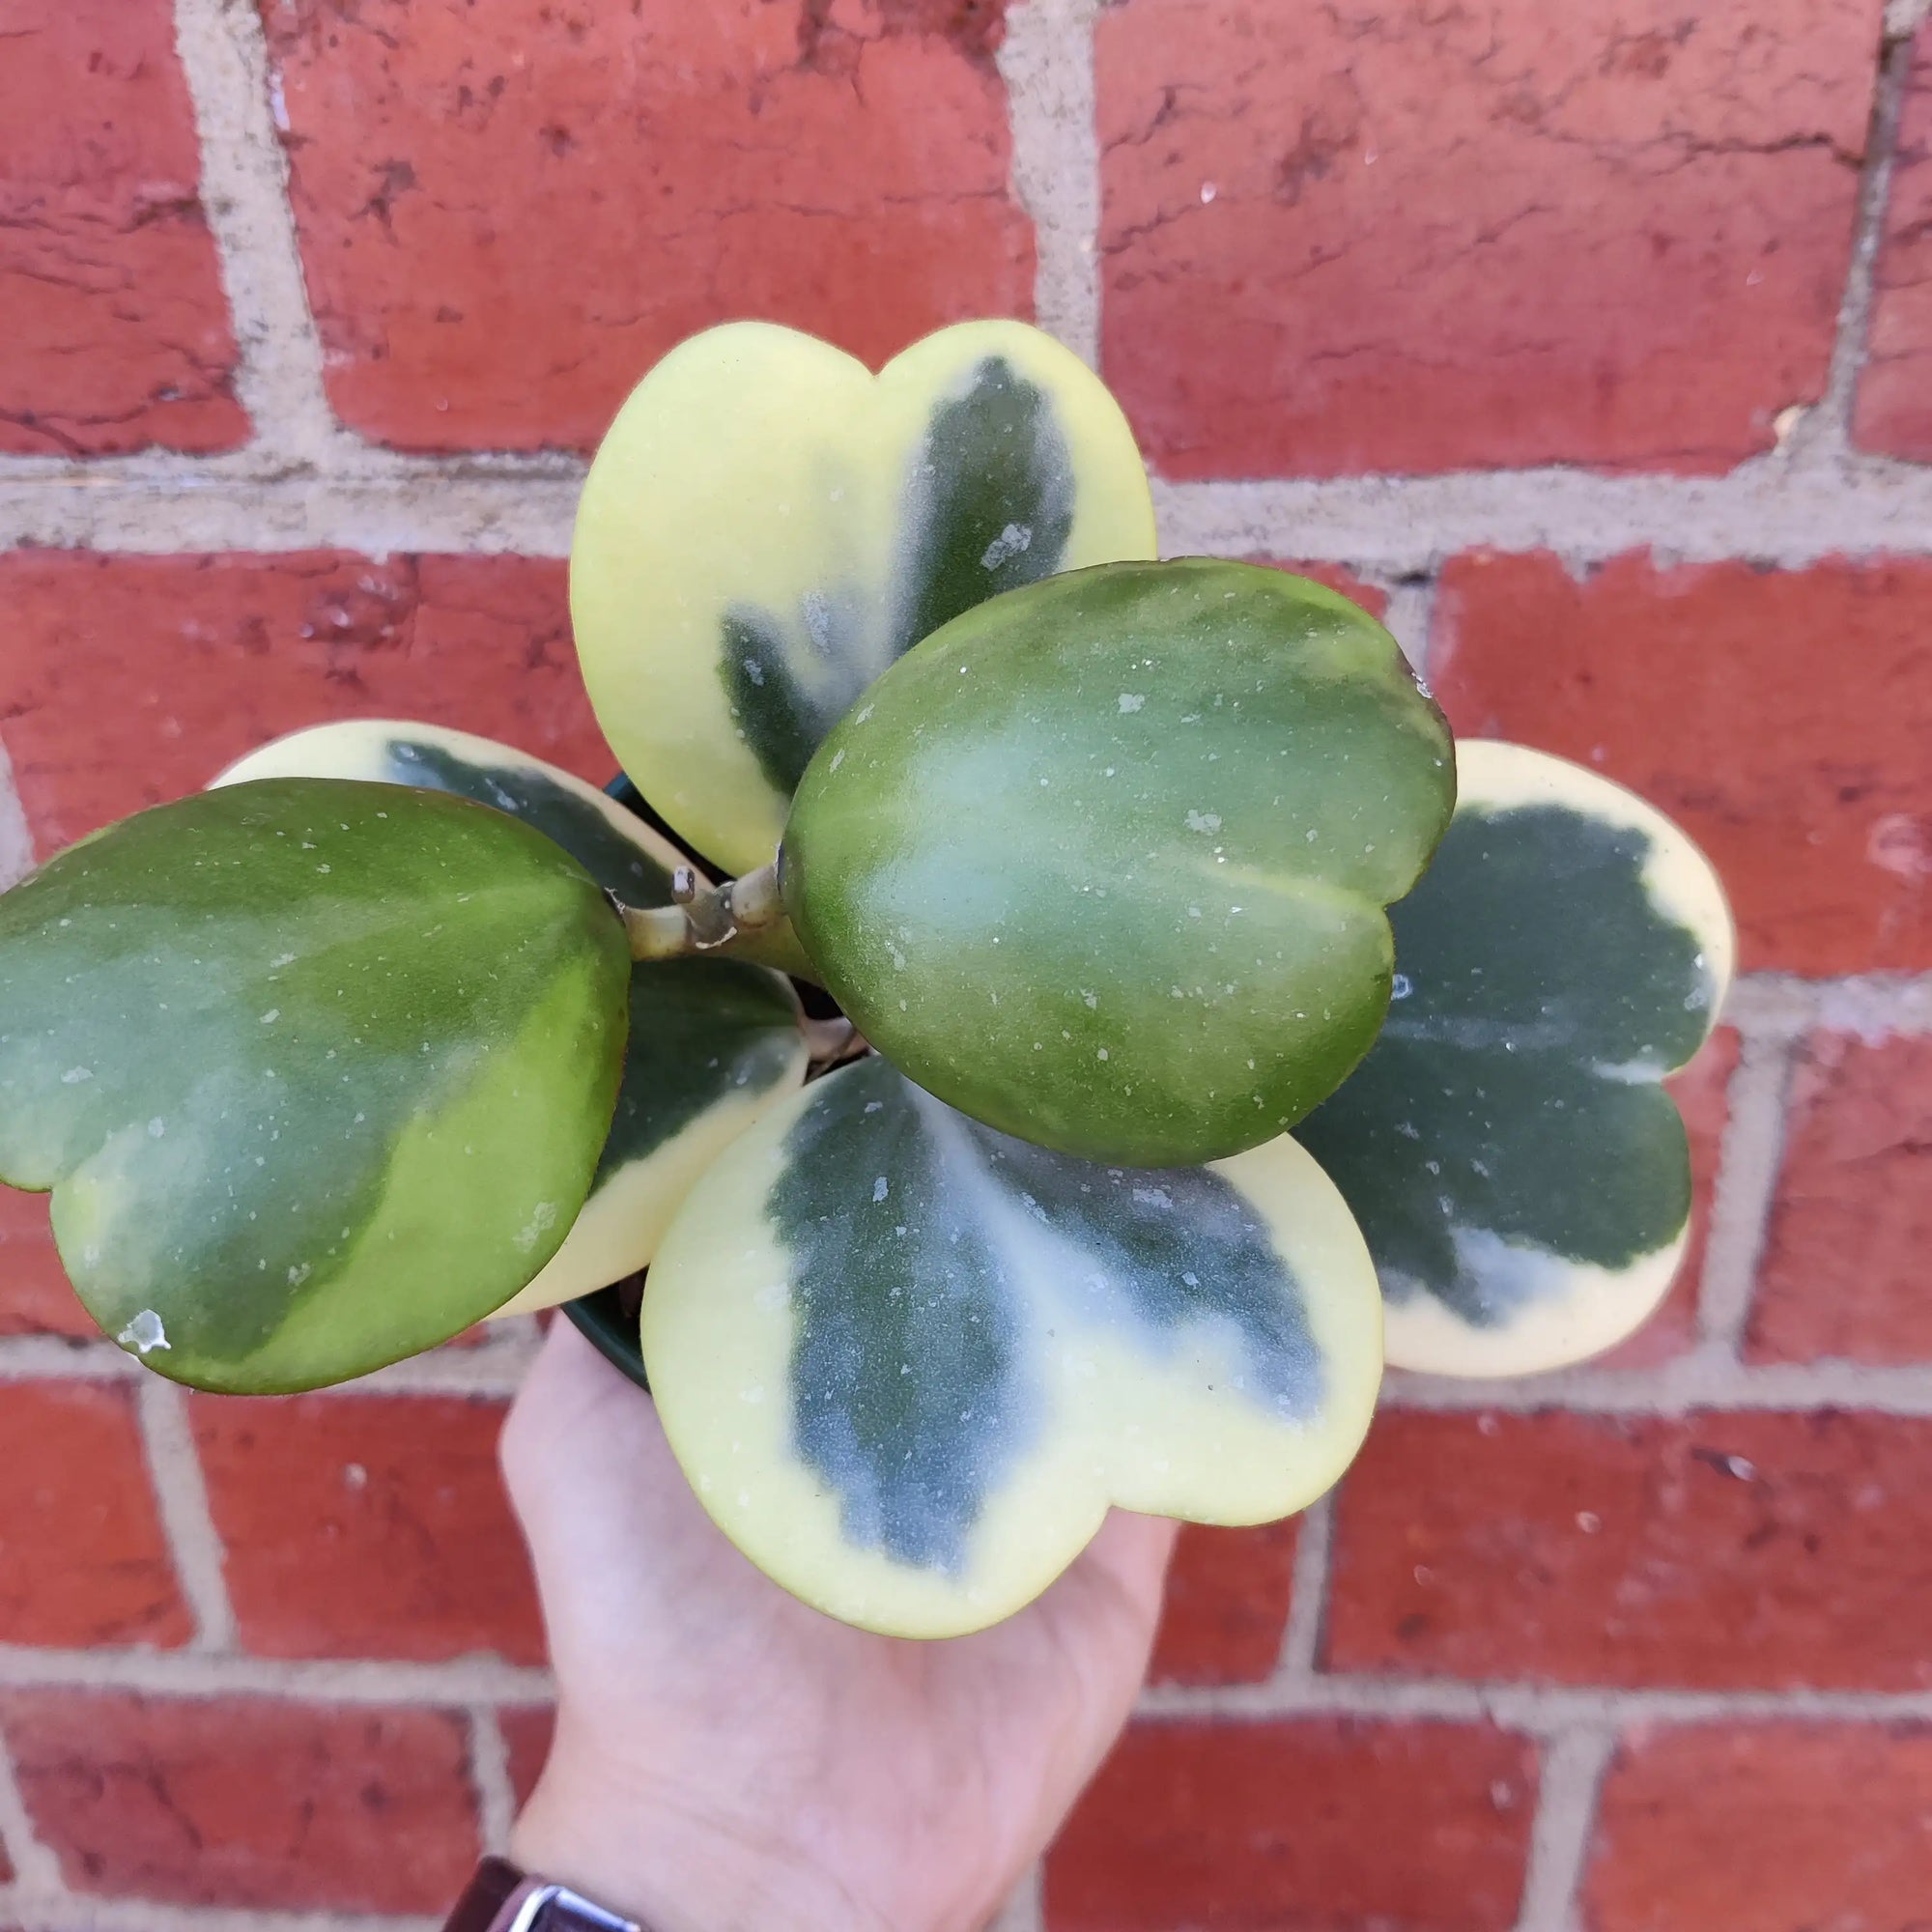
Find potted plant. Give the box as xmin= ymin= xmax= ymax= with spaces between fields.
xmin=0 ymin=320 xmax=1731 ymax=1637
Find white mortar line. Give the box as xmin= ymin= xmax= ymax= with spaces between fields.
xmin=467 ymin=1705 xmax=519 ymax=1853
xmin=170 ymin=0 xmax=341 ymax=461
xmin=1511 ymin=1728 xmax=1614 ymax=1932
xmin=1273 ymin=1493 xmax=1333 ymax=1678
xmin=1886 ymin=0 xmax=1930 ymax=47
xmin=988 ymin=1865 xmax=1044 ymax=1932
xmin=999 ymin=0 xmax=1103 ymax=366
xmin=1378 ymin=1355 xmax=1932 ymax=1415
xmin=0 ymin=1894 xmax=434 ymax=1932
xmin=0 ymin=1643 xmax=554 ymax=1705
xmin=0 ymin=734 xmax=35 ymax=888
xmin=135 ymin=1376 xmax=240 ymax=1652
xmin=9 ymin=453 xmax=1932 ymax=565
xmin=1379 ymin=577 xmax=1436 ymax=673
xmin=1137 ymin=1675 xmax=1932 ymax=1732
xmin=0 ymin=1728 xmax=64 ymax=1896
xmin=1691 ymin=1029 xmax=1798 ymax=1355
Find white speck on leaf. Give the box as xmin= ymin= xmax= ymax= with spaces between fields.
xmin=1185 ymin=810 xmax=1222 ymax=833
xmin=260 ymin=1009 xmax=280 ymax=1025
xmin=118 ymin=1310 xmax=169 ymax=1354
xmin=147 ymin=1119 xmax=165 ymax=1138
xmin=515 ymin=1202 xmax=559 ymax=1252
xmin=980 ymin=523 xmax=1032 ymax=570
xmin=1117 ymin=694 xmax=1146 ymax=714
xmin=872 ymin=1176 xmax=890 ymax=1204
xmin=60 ymin=1066 xmax=92 ymax=1084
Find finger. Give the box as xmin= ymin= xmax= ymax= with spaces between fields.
xmin=1076 ymin=1507 xmax=1181 ymax=1620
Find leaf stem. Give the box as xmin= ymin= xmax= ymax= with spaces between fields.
xmin=618 ymin=860 xmax=791 ymax=964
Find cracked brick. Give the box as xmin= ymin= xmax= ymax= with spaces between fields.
xmin=1096 ymin=0 xmax=1883 ymax=477
xmin=0 ymin=0 xmax=246 ymax=456
xmin=0 ymin=1690 xmax=478 ymax=1912
xmin=1855 ymin=21 xmax=1932 ymax=458
xmin=0 ymin=552 xmax=604 ymax=856
xmin=258 ymin=0 xmax=1034 ymax=450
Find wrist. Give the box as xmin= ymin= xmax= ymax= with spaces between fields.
xmin=509 ymin=1722 xmax=888 ymax=1932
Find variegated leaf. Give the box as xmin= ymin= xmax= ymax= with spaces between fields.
xmin=572 ymin=319 xmax=1157 ymax=875
xmin=782 ymin=559 xmax=1456 ymax=1167
xmin=1296 ymin=741 xmax=1735 ymax=1376
xmin=641 ymin=1056 xmax=1382 ymax=1637
xmin=213 ymin=724 xmax=808 ymax=1309
xmin=0 ymin=780 xmax=630 ymax=1391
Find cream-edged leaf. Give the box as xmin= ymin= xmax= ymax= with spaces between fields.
xmin=571 ymin=319 xmax=1157 ymax=875
xmin=1296 ymin=741 xmax=1735 ymax=1377
xmin=642 ymin=1057 xmax=1382 ymax=1637
xmin=214 ymin=723 xmax=807 ymax=1307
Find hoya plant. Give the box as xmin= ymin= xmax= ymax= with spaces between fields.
xmin=0 ymin=321 xmax=1732 ymax=1637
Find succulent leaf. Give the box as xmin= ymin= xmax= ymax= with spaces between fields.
xmin=571 ymin=319 xmax=1157 ymax=874
xmin=1295 ymin=741 xmax=1735 ymax=1376
xmin=781 ymin=558 xmax=1456 ymax=1167
xmin=214 ymin=723 xmax=808 ymax=1308
xmin=641 ymin=1055 xmax=1382 ymax=1637
xmin=0 ymin=779 xmax=630 ymax=1389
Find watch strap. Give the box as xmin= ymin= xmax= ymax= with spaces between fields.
xmin=445 ymin=1855 xmax=643 ymax=1932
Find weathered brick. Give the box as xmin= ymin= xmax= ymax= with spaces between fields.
xmin=1597 ymin=1026 xmax=1740 ymax=1369
xmin=0 ymin=1383 xmax=190 ymax=1650
xmin=260 ymin=0 xmax=1033 ymax=450
xmin=1097 ymin=0 xmax=1878 ymax=478
xmin=0 ymin=1187 xmax=93 ymax=1339
xmin=501 ymin=1705 xmax=557 ymax=1811
xmin=1854 ymin=24 xmax=1932 ymax=458
xmin=0 ymin=552 xmax=601 ymax=857
xmin=1431 ymin=552 xmax=1932 ymax=974
xmin=1328 ymin=1410 xmax=1932 ymax=1689
xmin=1585 ymin=1723 xmax=1932 ymax=1932
xmin=192 ymin=1393 xmax=543 ymax=1662
xmin=0 ymin=0 xmax=245 ymax=455
xmin=0 ymin=1690 xmax=477 ymax=1912
xmin=1749 ymin=1032 xmax=1932 ymax=1365
xmin=1045 ymin=1718 xmax=1536 ymax=1932
xmin=1150 ymin=1520 xmax=1297 ymax=1686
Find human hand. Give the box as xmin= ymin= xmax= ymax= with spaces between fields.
xmin=500 ymin=1319 xmax=1177 ymax=1932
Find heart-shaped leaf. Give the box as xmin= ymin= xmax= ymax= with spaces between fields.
xmin=641 ymin=1055 xmax=1381 ymax=1636
xmin=1295 ymin=741 xmax=1735 ymax=1376
xmin=571 ymin=319 xmax=1157 ymax=876
xmin=0 ymin=779 xmax=632 ymax=1390
xmin=781 ymin=559 xmax=1456 ymax=1167
xmin=213 ymin=723 xmax=808 ymax=1310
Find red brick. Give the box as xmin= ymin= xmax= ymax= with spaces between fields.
xmin=1150 ymin=1520 xmax=1298 ymax=1686
xmin=0 ymin=552 xmax=605 ymax=856
xmin=260 ymin=0 xmax=1033 ymax=451
xmin=1597 ymin=1026 xmax=1740 ymax=1370
xmin=0 ymin=1690 xmax=477 ymax=1913
xmin=1585 ymin=1723 xmax=1932 ymax=1932
xmin=0 ymin=1188 xmax=94 ymax=1339
xmin=0 ymin=1 xmax=245 ymax=455
xmin=1328 ymin=1409 xmax=1932 ymax=1690
xmin=1097 ymin=0 xmax=1878 ymax=479
xmin=1431 ymin=552 xmax=1932 ymax=975
xmin=0 ymin=1383 xmax=190 ymax=1650
xmin=1749 ymin=1032 xmax=1932 ymax=1365
xmin=501 ymin=1705 xmax=556 ymax=1811
xmin=192 ymin=1393 xmax=543 ymax=1662
xmin=1855 ymin=25 xmax=1932 ymax=458
xmin=1045 ymin=1718 xmax=1536 ymax=1932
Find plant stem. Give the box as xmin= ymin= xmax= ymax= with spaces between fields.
xmin=618 ymin=860 xmax=791 ymax=964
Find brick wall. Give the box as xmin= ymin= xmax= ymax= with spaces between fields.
xmin=2 ymin=3 xmax=1930 ymax=1928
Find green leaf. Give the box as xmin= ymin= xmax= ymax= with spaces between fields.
xmin=781 ymin=558 xmax=1456 ymax=1167
xmin=1295 ymin=741 xmax=1735 ymax=1376
xmin=0 ymin=779 xmax=630 ymax=1391
xmin=571 ymin=319 xmax=1157 ymax=875
xmin=213 ymin=723 xmax=808 ymax=1309
xmin=642 ymin=1056 xmax=1382 ymax=1635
